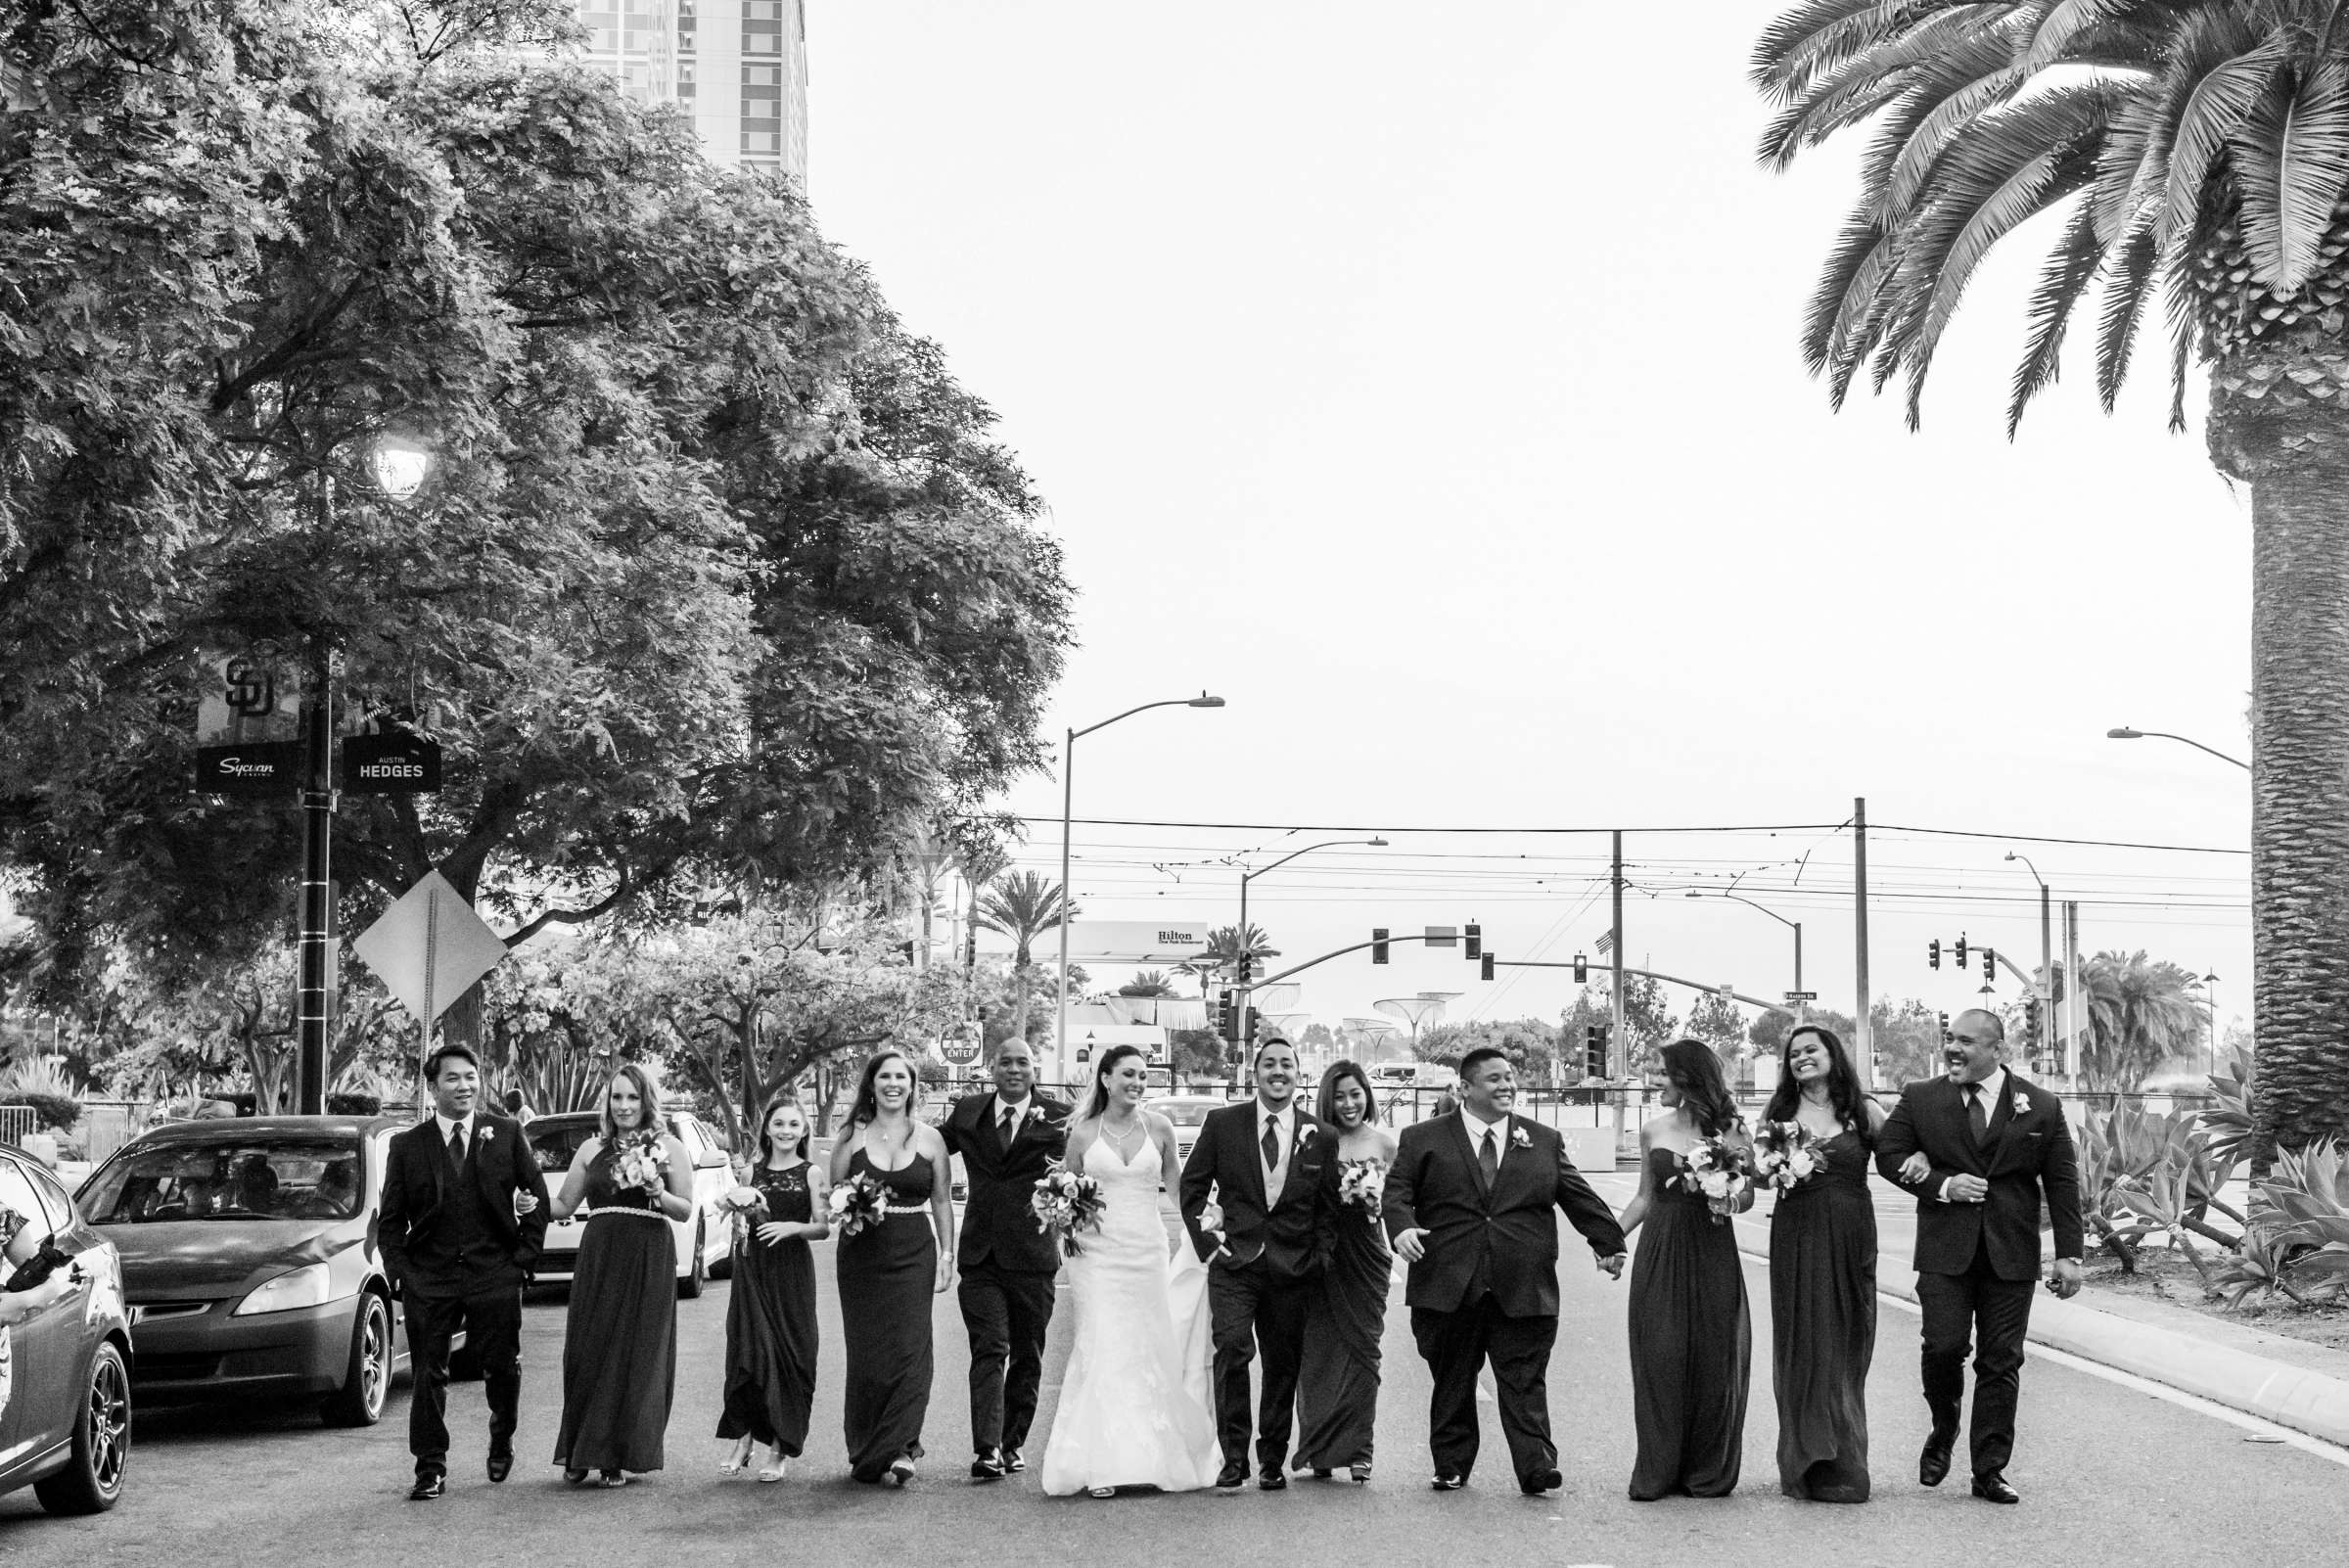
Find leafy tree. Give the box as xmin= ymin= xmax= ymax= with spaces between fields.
xmin=1684 ymin=992 xmax=1748 ymax=1080
xmin=0 ymin=0 xmax=1070 ymax=1042
xmin=1167 ymin=1025 xmax=1225 ymax=1082
xmin=1869 ymin=998 xmax=1945 ymax=1090
xmin=1299 ymin=1021 xmax=1334 ymax=1050
xmin=1757 ymin=3 xmax=2349 ymax=1154
xmin=1182 ymin=924 xmax=1279 ymax=989
xmin=971 ymin=872 xmax=1072 ymax=1054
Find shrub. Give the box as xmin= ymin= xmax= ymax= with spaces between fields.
xmin=0 ymin=1092 xmax=82 ymax=1132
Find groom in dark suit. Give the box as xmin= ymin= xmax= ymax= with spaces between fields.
xmin=379 ymin=1041 xmax=551 ymax=1500
xmin=1178 ymin=1034 xmax=1333 ymax=1491
xmin=1876 ymin=1007 xmax=2084 ymax=1505
xmin=1385 ymin=1046 xmax=1626 ymax=1496
xmin=940 ymin=1037 xmax=1071 ymax=1480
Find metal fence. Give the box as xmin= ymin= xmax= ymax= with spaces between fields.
xmin=0 ymin=1104 xmax=34 ymax=1148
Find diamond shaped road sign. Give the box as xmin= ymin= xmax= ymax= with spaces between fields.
xmin=352 ymin=870 xmax=510 ymax=1028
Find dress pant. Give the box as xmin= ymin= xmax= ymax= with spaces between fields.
xmin=404 ymin=1282 xmax=524 ymax=1477
xmin=958 ymin=1261 xmax=1058 ymax=1455
xmin=1914 ymin=1239 xmax=2036 ymax=1479
xmin=1207 ymin=1256 xmax=1311 ymax=1472
xmin=1411 ymin=1293 xmax=1558 ymax=1487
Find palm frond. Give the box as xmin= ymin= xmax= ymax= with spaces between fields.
xmin=2234 ymin=60 xmax=2349 ymax=291
xmin=2094 ymin=213 xmax=2160 ymax=412
xmin=2154 ymin=30 xmax=2291 ymax=254
xmin=1800 ymin=206 xmax=1898 ymax=376
xmin=2006 ymin=197 xmax=2104 ymax=434
xmin=1871 ymin=41 xmax=2035 ymax=221
xmin=2163 ymin=255 xmax=2199 ymax=433
xmin=1751 ymin=0 xmax=1953 ymax=106
xmin=1760 ymin=7 xmax=2021 ymax=170
xmin=2015 ymin=0 xmax=2139 ymax=75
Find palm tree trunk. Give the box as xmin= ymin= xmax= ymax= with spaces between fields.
xmin=2210 ymin=357 xmax=2349 ymax=1162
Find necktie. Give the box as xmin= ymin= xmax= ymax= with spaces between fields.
xmin=446 ymin=1124 xmax=467 ymax=1176
xmin=1263 ymin=1114 xmax=1281 ymax=1173
xmin=1966 ymin=1084 xmax=1989 ymax=1144
xmin=999 ymin=1104 xmax=1018 ymax=1140
xmin=1479 ymin=1128 xmax=1498 ymax=1185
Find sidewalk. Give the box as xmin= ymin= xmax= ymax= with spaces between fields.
xmin=1587 ymin=1172 xmax=2349 ymax=1449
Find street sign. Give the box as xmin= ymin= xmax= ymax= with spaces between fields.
xmin=196 ymin=740 xmax=304 ymax=796
xmin=351 ymin=871 xmax=509 ymax=1034
xmin=1001 ymin=920 xmax=1215 ymax=961
xmin=940 ymin=1038 xmax=981 ymax=1066
xmin=1424 ymin=925 xmax=1457 ymax=947
xmin=1783 ymin=991 xmax=1817 ymax=1003
xmin=1718 ymin=983 xmax=1736 ymax=999
xmin=195 ymin=648 xmax=306 ymax=796
xmin=341 ymin=729 xmax=442 ymax=794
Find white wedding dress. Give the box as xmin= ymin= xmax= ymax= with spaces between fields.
xmin=1039 ymin=1130 xmax=1221 ymax=1495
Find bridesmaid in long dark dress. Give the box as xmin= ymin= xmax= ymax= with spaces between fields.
xmin=1765 ymin=1024 xmax=1887 ymax=1503
xmin=550 ymin=1062 xmax=696 ymax=1487
xmin=1621 ymin=1038 xmax=1752 ymax=1501
xmin=718 ymin=1093 xmax=829 ymax=1483
xmin=1293 ymin=1060 xmax=1396 ymax=1484
xmin=827 ymin=1049 xmax=956 ymax=1486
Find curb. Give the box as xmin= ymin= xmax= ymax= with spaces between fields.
xmin=1725 ymin=1226 xmax=2349 ymax=1450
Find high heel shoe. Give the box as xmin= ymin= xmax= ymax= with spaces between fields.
xmin=564 ymin=1467 xmax=588 ymax=1486
xmin=720 ymin=1442 xmax=753 ymax=1477
xmin=1350 ymin=1464 xmax=1372 ymax=1486
xmin=1088 ymin=1486 xmax=1116 ymax=1499
xmin=884 ymin=1456 xmax=916 ymax=1488
xmin=599 ymin=1469 xmax=628 ymax=1488
xmin=758 ymin=1454 xmax=789 ymax=1484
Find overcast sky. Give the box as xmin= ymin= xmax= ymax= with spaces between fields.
xmin=806 ymin=3 xmax=2250 ymax=1053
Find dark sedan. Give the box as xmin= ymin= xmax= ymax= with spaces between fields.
xmin=76 ymin=1116 xmax=412 ymax=1426
xmin=0 ymin=1139 xmax=132 ymax=1515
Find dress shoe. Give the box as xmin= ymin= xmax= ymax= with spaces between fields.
xmin=1520 ymin=1467 xmax=1563 ymax=1496
xmin=1003 ymin=1448 xmax=1026 ymax=1473
xmin=1918 ymin=1441 xmax=1953 ymax=1488
xmin=1216 ymin=1463 xmax=1247 ymax=1491
xmin=970 ymin=1451 xmax=1005 ymax=1481
xmin=407 ymin=1473 xmax=444 ymax=1501
xmin=1257 ymin=1467 xmax=1287 ymax=1491
xmin=1972 ymin=1473 xmax=2020 ymax=1504
xmin=487 ymin=1444 xmax=514 ymax=1484
xmin=1430 ymin=1473 xmax=1466 ymax=1491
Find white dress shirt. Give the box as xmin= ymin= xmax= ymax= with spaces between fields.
xmin=1458 ymin=1106 xmax=1509 ymax=1174
xmin=1940 ymin=1067 xmax=2008 ymax=1202
xmin=1256 ymin=1101 xmax=1295 ymax=1192
xmin=994 ymin=1092 xmax=1032 ymax=1141
xmin=434 ymin=1111 xmax=476 ymax=1159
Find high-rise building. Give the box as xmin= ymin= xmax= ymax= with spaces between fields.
xmin=573 ymin=0 xmax=807 ymax=185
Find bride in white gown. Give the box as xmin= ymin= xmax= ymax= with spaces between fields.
xmin=1040 ymin=1045 xmax=1221 ymax=1498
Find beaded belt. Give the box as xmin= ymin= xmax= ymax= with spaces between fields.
xmin=580 ymin=1207 xmax=669 ymax=1222
xmin=880 ymin=1203 xmax=932 ymax=1216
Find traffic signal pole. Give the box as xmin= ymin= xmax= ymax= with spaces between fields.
xmin=1610 ymin=830 xmax=1626 ymax=1079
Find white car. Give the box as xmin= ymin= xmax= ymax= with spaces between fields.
xmin=524 ymin=1110 xmax=736 ymax=1298
xmin=1153 ymin=1095 xmax=1231 ymax=1173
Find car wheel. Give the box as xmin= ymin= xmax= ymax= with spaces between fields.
xmin=35 ymin=1341 xmax=130 ymax=1516
xmin=321 ymin=1290 xmax=392 ymax=1427
xmin=678 ymin=1218 xmax=707 ymax=1300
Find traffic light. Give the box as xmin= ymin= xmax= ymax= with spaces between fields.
xmin=1237 ymin=952 xmax=1253 ymax=984
xmin=1584 ymin=1025 xmax=1606 ymax=1080
xmin=1938 ymin=1010 xmax=1950 ymax=1042
xmin=1954 ymin=934 xmax=1967 ymax=969
xmin=1982 ymin=945 xmax=1996 ymax=979
xmin=1573 ymin=952 xmax=1588 ymax=984
xmin=963 ymin=930 xmax=977 ymax=969
xmin=1244 ymin=1007 xmax=1262 ymax=1045
xmin=2023 ymin=995 xmax=2042 ymax=1049
xmin=1464 ymin=922 xmax=1482 ymax=961
xmin=1480 ymin=951 xmax=1495 ymax=981
xmin=1217 ymin=989 xmax=1237 ymax=1043
xmin=1928 ymin=938 xmax=1941 ymax=970
xmin=1371 ymin=927 xmax=1390 ymax=964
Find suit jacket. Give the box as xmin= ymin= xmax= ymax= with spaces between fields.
xmin=378 ymin=1113 xmax=551 ymax=1295
xmin=1383 ymin=1111 xmax=1627 ymax=1317
xmin=941 ymin=1089 xmax=1072 ymax=1272
xmin=1177 ymin=1100 xmax=1333 ymax=1276
xmin=1875 ymin=1073 xmax=2085 ymax=1281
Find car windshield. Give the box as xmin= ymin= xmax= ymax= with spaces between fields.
xmin=1157 ymin=1101 xmax=1219 ymax=1127
xmin=527 ymin=1115 xmax=685 ymax=1176
xmin=81 ymin=1137 xmax=362 ymax=1223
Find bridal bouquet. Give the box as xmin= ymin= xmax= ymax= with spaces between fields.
xmin=716 ymin=1186 xmax=767 ymax=1246
xmin=1674 ymin=1133 xmax=1754 ymax=1224
xmin=1336 ymin=1158 xmax=1386 ymax=1221
xmin=1748 ymin=1120 xmax=1827 ymax=1193
xmin=613 ymin=1128 xmax=669 ymax=1197
xmin=1030 ymin=1158 xmax=1106 ymax=1256
xmin=828 ymin=1171 xmax=889 ymax=1239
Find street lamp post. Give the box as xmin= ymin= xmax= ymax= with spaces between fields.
xmin=2195 ymin=972 xmax=2221 ymax=1076
xmin=1683 ymin=890 xmax=1802 ymax=996
xmin=2105 ymin=726 xmax=2250 ymax=770
xmin=1236 ymin=837 xmax=1388 ymax=988
xmin=1055 ymin=692 xmax=1223 ymax=1086
xmin=2004 ymin=852 xmax=2058 ymax=1085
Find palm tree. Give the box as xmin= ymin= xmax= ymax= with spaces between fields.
xmin=1178 ymin=924 xmax=1280 ymax=992
xmin=2076 ymin=949 xmax=2210 ymax=1092
xmin=971 ymin=871 xmax=1073 ymax=1053
xmin=1756 ymin=2 xmax=2349 ymax=1155
xmin=1118 ymin=969 xmax=1177 ymax=997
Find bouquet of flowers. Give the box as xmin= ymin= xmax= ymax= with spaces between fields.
xmin=1029 ymin=1158 xmax=1107 ymax=1256
xmin=1674 ymin=1133 xmax=1754 ymax=1224
xmin=1748 ymin=1120 xmax=1827 ymax=1193
xmin=828 ymin=1171 xmax=889 ymax=1239
xmin=1336 ymin=1158 xmax=1387 ymax=1221
xmin=716 ymin=1186 xmax=767 ymax=1247
xmin=613 ymin=1128 xmax=669 ymax=1197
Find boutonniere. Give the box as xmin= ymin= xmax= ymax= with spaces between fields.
xmin=1510 ymin=1126 xmax=1533 ymax=1150
xmin=479 ymin=1126 xmax=494 ymax=1143
xmin=1297 ymin=1124 xmax=1316 ymax=1149
xmin=2012 ymin=1091 xmax=2030 ymax=1118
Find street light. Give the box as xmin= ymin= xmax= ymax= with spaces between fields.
xmin=2192 ymin=971 xmax=2221 ymax=1076
xmin=1055 ymin=692 xmax=1223 ymax=1085
xmin=1236 ymin=837 xmax=1388 ymax=988
xmin=2105 ymin=726 xmax=2250 ymax=770
xmin=1682 ymin=889 xmax=1802 ymax=995
xmin=2003 ymin=852 xmax=2060 ymax=1084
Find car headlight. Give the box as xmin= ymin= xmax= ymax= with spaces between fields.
xmin=231 ymin=1262 xmax=346 ymax=1316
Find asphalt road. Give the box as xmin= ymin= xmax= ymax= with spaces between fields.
xmin=5 ymin=1201 xmax=2343 ymax=1567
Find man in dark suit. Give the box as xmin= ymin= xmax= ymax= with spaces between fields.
xmin=379 ymin=1041 xmax=551 ymax=1500
xmin=1875 ymin=1007 xmax=2084 ymax=1505
xmin=1385 ymin=1046 xmax=1627 ymax=1496
xmin=1178 ymin=1034 xmax=1333 ymax=1491
xmin=939 ymin=1037 xmax=1071 ymax=1480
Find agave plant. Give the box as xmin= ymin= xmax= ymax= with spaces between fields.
xmin=2198 ymin=1039 xmax=2259 ymax=1164
xmin=1758 ymin=0 xmax=2349 ymax=1158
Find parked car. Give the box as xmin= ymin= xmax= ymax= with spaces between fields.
xmin=74 ymin=1116 xmax=411 ymax=1427
xmin=524 ymin=1109 xmax=736 ymax=1297
xmin=0 ymin=1140 xmax=132 ymax=1514
xmin=1153 ymin=1095 xmax=1229 ymax=1173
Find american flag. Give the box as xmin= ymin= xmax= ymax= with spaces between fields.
xmin=1595 ymin=930 xmax=1614 ymax=957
